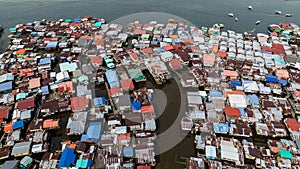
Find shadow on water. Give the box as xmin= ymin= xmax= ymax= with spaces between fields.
xmin=135 ymin=69 xmax=195 ymax=169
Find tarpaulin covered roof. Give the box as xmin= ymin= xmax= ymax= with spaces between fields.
xmin=81 ymin=122 xmax=102 ymax=142
xmin=58 ymin=148 xmax=76 ymax=168
xmin=230 ymin=80 xmax=242 ymax=87
xmin=94 ymin=97 xmax=106 ymax=107
xmin=131 ymin=99 xmax=141 ymax=111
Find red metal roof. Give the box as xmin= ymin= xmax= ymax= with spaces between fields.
xmin=18 ymin=97 xmax=35 ymax=110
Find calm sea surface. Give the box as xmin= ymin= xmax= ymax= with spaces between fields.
xmin=0 ymin=0 xmax=299 ymax=168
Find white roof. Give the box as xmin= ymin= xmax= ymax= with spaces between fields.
xmin=205 ymin=145 xmax=217 ymax=158
xmin=228 ymin=94 xmax=247 ymax=108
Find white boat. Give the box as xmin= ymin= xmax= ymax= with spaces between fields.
xmin=228 ymin=13 xmax=234 ymax=17
xmin=285 ymin=13 xmax=293 ymax=17
xmin=235 ymin=17 xmax=238 ymax=22
xmin=275 ymin=10 xmax=282 ymax=15
xmin=256 ymin=21 xmax=261 ymax=25
xmin=248 ymin=6 xmax=253 ymax=10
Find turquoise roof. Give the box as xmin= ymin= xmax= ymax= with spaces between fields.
xmin=75 ymin=159 xmax=88 ymax=168
xmin=279 ymin=150 xmax=292 ymax=159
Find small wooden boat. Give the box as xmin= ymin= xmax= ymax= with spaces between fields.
xmin=248 ymin=6 xmax=253 ymax=10
xmin=256 ymin=21 xmax=261 ymax=25
xmin=275 ymin=10 xmax=282 ymax=15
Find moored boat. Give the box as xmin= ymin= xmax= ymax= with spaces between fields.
xmin=228 ymin=13 xmax=234 ymax=17
xmin=285 ymin=13 xmax=293 ymax=17
xmin=248 ymin=6 xmax=253 ymax=10
xmin=256 ymin=21 xmax=261 ymax=25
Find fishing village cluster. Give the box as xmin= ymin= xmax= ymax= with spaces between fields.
xmin=0 ymin=15 xmax=299 ymax=169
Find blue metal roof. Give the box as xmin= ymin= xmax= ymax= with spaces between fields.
xmin=39 ymin=57 xmax=51 ymax=65
xmin=41 ymin=86 xmax=49 ymax=95
xmin=13 ymin=120 xmax=24 ymax=130
xmin=0 ymin=81 xmax=12 ymax=92
xmin=213 ymin=123 xmax=228 ymax=133
xmin=45 ymin=41 xmax=58 ymax=50
xmin=105 ymin=69 xmax=120 ymax=88
xmin=58 ymin=148 xmax=76 ymax=168
xmin=123 ymin=147 xmax=134 ymax=157
xmin=209 ymin=90 xmax=223 ymax=97
xmin=248 ymin=94 xmax=259 ymax=105
xmin=265 ymin=75 xmax=278 ymax=83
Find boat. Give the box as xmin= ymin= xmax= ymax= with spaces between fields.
xmin=275 ymin=10 xmax=282 ymax=15
xmin=228 ymin=13 xmax=234 ymax=17
xmin=235 ymin=17 xmax=238 ymax=22
xmin=285 ymin=14 xmax=293 ymax=17
xmin=0 ymin=24 xmax=3 ymax=33
xmin=248 ymin=6 xmax=253 ymax=10
xmin=256 ymin=21 xmax=261 ymax=25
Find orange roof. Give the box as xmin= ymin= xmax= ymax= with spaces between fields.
xmin=90 ymin=56 xmax=103 ymax=63
xmin=28 ymin=78 xmax=41 ymax=89
xmin=58 ymin=81 xmax=73 ymax=93
xmin=16 ymin=49 xmax=26 ymax=55
xmin=294 ymin=90 xmax=300 ymax=99
xmin=20 ymin=68 xmax=34 ymax=77
xmin=276 ymin=69 xmax=289 ymax=79
xmin=218 ymin=51 xmax=227 ymax=58
xmin=213 ymin=45 xmax=219 ymax=53
xmin=81 ymin=35 xmax=91 ymax=39
xmin=163 ymin=45 xmax=174 ymax=51
xmin=25 ymin=57 xmax=35 ymax=61
xmin=203 ymin=53 xmax=216 ymax=66
xmin=120 ymin=79 xmax=134 ymax=90
xmin=224 ymin=106 xmax=241 ymax=117
xmin=223 ymin=70 xmax=238 ymax=78
xmin=118 ymin=133 xmax=130 ymax=141
xmin=142 ymin=47 xmax=153 ymax=54
xmin=71 ymin=96 xmax=89 ymax=111
xmin=190 ymin=46 xmax=200 ymax=52
xmin=169 ymin=58 xmax=182 ymax=70
xmin=43 ymin=119 xmax=59 ymax=129
xmin=51 ymin=37 xmax=58 ymax=41
xmin=223 ymin=90 xmax=245 ymax=98
xmin=69 ymin=144 xmax=76 ymax=149
xmin=141 ymin=105 xmax=155 ymax=113
xmin=168 ymin=35 xmax=178 ymax=39
xmin=285 ymin=118 xmax=300 ymax=132
xmin=4 ymin=123 xmax=13 ymax=132
xmin=133 ymin=29 xmax=146 ymax=35
xmin=109 ymin=87 xmax=123 ymax=96
xmin=130 ymin=53 xmax=139 ymax=61
xmin=94 ymin=40 xmax=105 ymax=46
xmin=180 ymin=38 xmax=194 ymax=43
